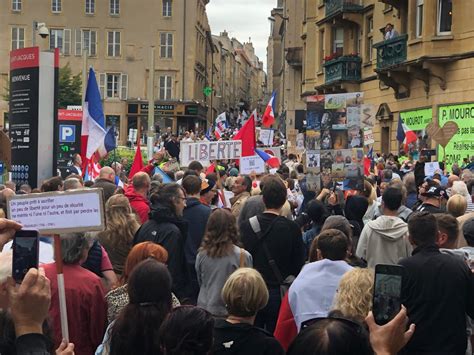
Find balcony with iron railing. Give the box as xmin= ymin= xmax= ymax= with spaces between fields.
xmin=373 ymin=34 xmax=408 ymax=70
xmin=324 ymin=0 xmax=364 ymax=18
xmin=323 ymin=55 xmax=362 ymax=84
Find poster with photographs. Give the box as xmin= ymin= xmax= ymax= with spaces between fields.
xmin=305 ymin=130 xmax=320 ymax=150
xmin=306 ymin=151 xmax=320 ymax=172
xmin=308 ymin=93 xmax=365 ymax=191
xmin=306 ymin=172 xmax=321 ymax=192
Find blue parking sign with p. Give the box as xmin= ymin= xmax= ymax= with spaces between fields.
xmin=59 ymin=125 xmax=76 ymax=143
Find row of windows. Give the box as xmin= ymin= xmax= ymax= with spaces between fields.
xmin=98 ymin=73 xmax=173 ymax=100
xmin=11 ymin=27 xmax=174 ymax=59
xmin=11 ymin=0 xmax=172 ymax=16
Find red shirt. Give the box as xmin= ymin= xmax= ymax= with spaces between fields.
xmin=44 ymin=263 xmax=107 ymax=355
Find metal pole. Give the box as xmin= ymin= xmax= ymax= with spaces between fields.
xmin=147 ymin=47 xmax=155 ymax=160
xmin=81 ymin=49 xmax=88 ymax=103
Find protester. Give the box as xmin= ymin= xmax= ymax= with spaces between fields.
xmin=287 ymin=305 xmax=414 ymax=355
xmin=133 ymin=183 xmax=188 ymax=300
xmin=447 ymin=194 xmax=468 ymax=218
xmin=69 ymin=153 xmax=83 ymax=176
xmin=63 ymin=177 xmax=83 ymax=190
xmin=105 ymin=242 xmax=179 ymax=324
xmin=301 ymin=200 xmax=329 ymax=256
xmin=331 ymin=268 xmax=374 ymax=322
xmin=230 ymin=175 xmax=252 ymax=218
xmin=416 ymin=185 xmax=447 ymax=214
xmin=452 ymin=180 xmax=474 ymax=212
xmin=241 ymin=175 xmax=305 ymax=333
xmin=92 ymin=167 xmax=118 ymax=202
xmin=105 ymin=260 xmax=173 ymax=355
xmin=213 ymin=268 xmax=285 ymax=354
xmin=399 ymin=211 xmax=474 ymax=354
xmin=97 ymin=194 xmax=140 ymax=276
xmin=124 ymin=172 xmax=151 ymax=224
xmin=196 ymin=209 xmax=252 ymax=316
xmin=164 ymin=134 xmax=180 ymax=160
xmin=356 ymin=187 xmax=412 ymax=268
xmin=159 ymin=306 xmax=214 ymax=355
xmin=182 ymin=175 xmax=211 ymax=303
xmin=274 ymin=229 xmax=352 ymax=350
xmin=43 ymin=233 xmax=107 ymax=355
xmin=200 ymin=178 xmax=217 ymax=208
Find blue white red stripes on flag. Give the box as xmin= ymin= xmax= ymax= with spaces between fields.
xmin=262 ymin=91 xmax=277 ymax=127
xmin=255 ymin=148 xmax=280 ymax=168
xmin=214 ymin=112 xmax=227 ymax=139
xmin=396 ymin=117 xmax=417 ymax=152
xmin=81 ymin=67 xmax=116 ymax=160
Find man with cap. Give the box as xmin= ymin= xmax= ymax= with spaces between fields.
xmin=417 ymin=186 xmax=447 ymax=214
xmin=200 ymin=178 xmax=217 ymax=207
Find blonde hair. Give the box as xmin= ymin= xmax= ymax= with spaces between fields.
xmin=452 ymin=181 xmax=471 ymax=202
xmin=221 ymin=268 xmax=269 ymax=317
xmin=332 ymin=268 xmax=374 ymax=321
xmin=98 ymin=194 xmax=140 ymax=250
xmin=447 ymin=194 xmax=467 ymax=218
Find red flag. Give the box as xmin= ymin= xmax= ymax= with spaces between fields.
xmin=129 ymin=140 xmax=144 ymax=179
xmin=262 ymin=91 xmax=276 ymax=127
xmin=233 ymin=110 xmax=256 ymax=157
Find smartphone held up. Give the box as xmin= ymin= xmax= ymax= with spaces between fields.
xmin=12 ymin=230 xmax=39 ymax=283
xmin=372 ymin=264 xmax=404 ymax=326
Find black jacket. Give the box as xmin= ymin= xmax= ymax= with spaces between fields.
xmin=399 ymin=244 xmax=474 ymax=355
xmin=212 ymin=319 xmax=284 ymax=355
xmin=134 ymin=203 xmax=188 ymax=300
xmin=182 ymin=197 xmax=211 ymax=265
xmin=240 ymin=213 xmax=305 ymax=288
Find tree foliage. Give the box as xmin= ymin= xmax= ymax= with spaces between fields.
xmin=57 ymin=63 xmax=82 ymax=109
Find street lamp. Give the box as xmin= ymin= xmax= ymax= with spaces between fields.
xmin=32 ymin=21 xmax=49 ymax=47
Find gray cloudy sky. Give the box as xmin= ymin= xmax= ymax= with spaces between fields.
xmin=207 ymin=0 xmax=276 ymax=70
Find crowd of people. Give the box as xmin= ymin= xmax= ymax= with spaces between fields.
xmin=1 ymin=136 xmax=474 ymax=354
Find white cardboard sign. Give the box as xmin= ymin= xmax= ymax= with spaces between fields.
xmin=240 ymin=155 xmax=266 ymax=175
xmin=7 ymin=189 xmax=105 ymax=234
xmin=259 ymin=129 xmax=274 ymax=146
xmin=180 ymin=140 xmax=242 ymax=167
xmin=424 ymin=161 xmax=440 ymax=176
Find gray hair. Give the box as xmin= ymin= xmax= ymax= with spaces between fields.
xmin=63 ymin=178 xmax=82 ymax=191
xmin=60 ymin=233 xmax=89 ymax=264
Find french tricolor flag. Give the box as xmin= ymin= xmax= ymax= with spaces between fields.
xmin=81 ymin=68 xmax=116 ymax=164
xmin=274 ymin=260 xmax=353 ymax=350
xmin=255 ymin=148 xmax=280 ymax=168
xmin=262 ymin=91 xmax=277 ymax=127
xmin=396 ymin=117 xmax=417 ymax=152
xmin=214 ymin=112 xmax=227 ymax=139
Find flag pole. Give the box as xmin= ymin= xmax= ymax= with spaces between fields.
xmin=147 ymin=47 xmax=155 ymax=161
xmin=53 ymin=234 xmax=69 ymax=342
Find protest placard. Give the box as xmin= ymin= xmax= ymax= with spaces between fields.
xmin=180 ymin=140 xmax=242 ymax=167
xmin=424 ymin=161 xmax=440 ymax=176
xmin=240 ymin=155 xmax=265 ymax=175
xmin=259 ymin=129 xmax=274 ymax=146
xmin=7 ymin=189 xmax=105 ymax=234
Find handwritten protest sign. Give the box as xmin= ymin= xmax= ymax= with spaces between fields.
xmin=7 ymin=189 xmax=105 ymax=234
xmin=180 ymin=140 xmax=242 ymax=167
xmin=258 ymin=129 xmax=274 ymax=146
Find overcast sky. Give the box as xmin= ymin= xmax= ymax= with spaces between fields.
xmin=207 ymin=0 xmax=276 ymax=70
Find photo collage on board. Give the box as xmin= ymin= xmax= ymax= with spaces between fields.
xmin=305 ymin=93 xmax=366 ymax=192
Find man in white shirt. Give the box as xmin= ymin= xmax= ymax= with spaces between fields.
xmin=384 ymin=23 xmax=399 ymax=40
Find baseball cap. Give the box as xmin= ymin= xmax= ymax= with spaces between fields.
xmin=200 ymin=178 xmax=216 ymax=195
xmin=421 ymin=186 xmax=447 ymax=199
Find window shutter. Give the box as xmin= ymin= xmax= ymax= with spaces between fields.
xmin=75 ymin=29 xmax=82 ymax=56
xmin=99 ymin=73 xmax=106 ymax=99
xmin=63 ymin=29 xmax=71 ymax=55
xmin=90 ymin=30 xmax=97 ymax=56
xmin=120 ymin=73 xmax=128 ymax=100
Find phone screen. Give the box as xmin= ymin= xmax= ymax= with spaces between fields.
xmin=12 ymin=230 xmax=39 ymax=283
xmin=373 ymin=266 xmax=403 ymax=325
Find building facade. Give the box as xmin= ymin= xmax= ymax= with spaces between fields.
xmin=273 ymin=0 xmax=473 ymax=158
xmin=0 ymin=0 xmax=265 ymax=145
